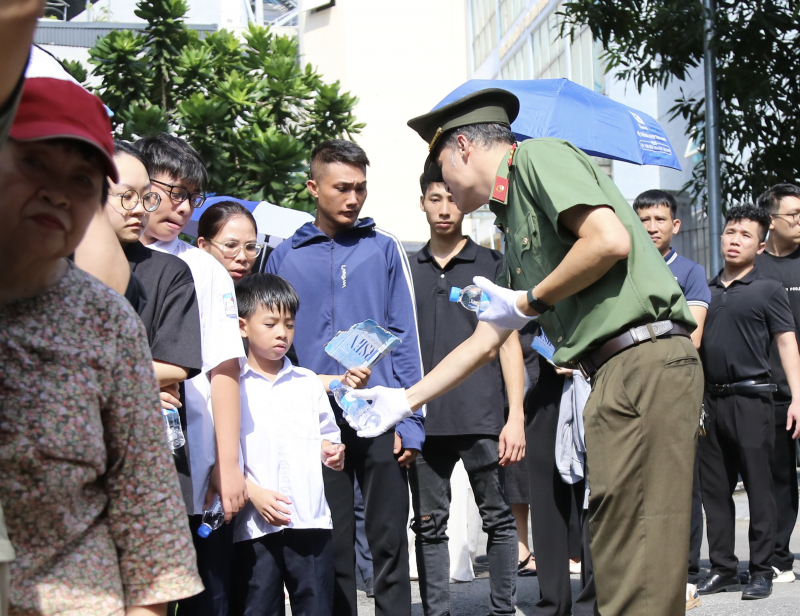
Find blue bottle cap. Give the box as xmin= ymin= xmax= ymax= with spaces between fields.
xmin=449 ymin=287 xmax=461 ymax=302
xmin=197 ymin=524 xmax=212 ymax=538
xmin=330 ymin=379 xmax=343 ymax=389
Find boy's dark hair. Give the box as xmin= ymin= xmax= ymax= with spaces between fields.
xmin=724 ymin=204 xmax=771 ymax=242
xmin=757 ymin=183 xmax=800 ymax=214
xmin=236 ymin=273 xmax=300 ymax=319
xmin=310 ymin=139 xmax=370 ymax=180
xmin=198 ymin=201 xmax=258 ymax=240
xmin=135 ymin=133 xmax=208 ymax=190
xmin=113 ymin=139 xmax=145 ymax=164
xmin=419 ymin=170 xmax=449 ymax=197
xmin=632 ymin=189 xmax=678 ymax=220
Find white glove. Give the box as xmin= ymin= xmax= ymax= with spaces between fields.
xmin=473 ymin=276 xmax=538 ymax=330
xmin=347 ymin=386 xmax=413 ymax=438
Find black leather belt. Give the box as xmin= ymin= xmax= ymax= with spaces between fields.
xmin=706 ymin=379 xmax=777 ymax=396
xmin=579 ymin=320 xmax=691 ymax=379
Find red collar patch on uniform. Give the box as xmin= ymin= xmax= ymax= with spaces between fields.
xmin=492 ymin=176 xmax=509 ymax=202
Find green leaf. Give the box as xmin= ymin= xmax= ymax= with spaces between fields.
xmin=88 ymin=0 xmax=363 ymax=212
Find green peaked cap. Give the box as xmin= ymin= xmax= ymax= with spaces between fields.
xmin=408 ymin=88 xmax=520 ymax=182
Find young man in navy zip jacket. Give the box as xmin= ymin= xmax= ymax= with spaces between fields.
xmin=267 ymin=139 xmax=425 ymax=616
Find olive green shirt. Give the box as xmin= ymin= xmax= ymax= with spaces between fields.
xmin=492 ymin=138 xmax=695 ymax=366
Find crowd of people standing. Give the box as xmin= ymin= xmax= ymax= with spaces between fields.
xmin=2 ymin=4 xmax=800 ymax=616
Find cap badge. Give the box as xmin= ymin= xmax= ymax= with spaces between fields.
xmin=428 ymin=127 xmax=443 ymax=152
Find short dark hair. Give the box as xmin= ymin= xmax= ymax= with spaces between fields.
xmin=135 ymin=133 xmax=208 ymax=190
xmin=419 ymin=172 xmax=447 ymax=197
xmin=435 ymin=123 xmax=516 ymax=161
xmin=757 ymin=183 xmax=800 ymax=214
xmin=236 ymin=273 xmax=300 ymax=319
xmin=113 ymin=139 xmax=144 ymax=164
xmin=197 ymin=201 xmax=257 ymax=241
xmin=309 ymin=139 xmax=370 ymax=180
xmin=632 ymin=189 xmax=678 ymax=220
xmin=724 ymin=204 xmax=771 ymax=242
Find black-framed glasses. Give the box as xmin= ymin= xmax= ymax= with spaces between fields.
xmin=109 ymin=189 xmax=161 ymax=213
xmin=772 ymin=212 xmax=800 ymax=225
xmin=207 ymin=238 xmax=263 ymax=259
xmin=150 ymin=178 xmax=206 ymax=209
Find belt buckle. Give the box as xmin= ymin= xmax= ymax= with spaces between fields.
xmin=578 ymin=362 xmax=592 ymax=381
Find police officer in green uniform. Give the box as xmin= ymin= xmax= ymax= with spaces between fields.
xmin=348 ymin=89 xmax=704 ymax=616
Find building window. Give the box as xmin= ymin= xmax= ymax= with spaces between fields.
xmin=529 ymin=5 xmax=605 ymax=92
xmin=471 ymin=0 xmax=498 ymax=69
xmin=500 ymin=41 xmax=531 ymax=80
xmin=499 ymin=0 xmax=526 ymax=35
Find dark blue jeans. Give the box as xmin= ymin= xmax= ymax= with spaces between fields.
xmin=410 ymin=435 xmax=517 ymax=616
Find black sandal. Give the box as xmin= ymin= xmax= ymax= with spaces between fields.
xmin=517 ymin=553 xmax=537 ymax=577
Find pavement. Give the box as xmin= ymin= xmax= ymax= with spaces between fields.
xmin=339 ymin=490 xmax=800 ymax=615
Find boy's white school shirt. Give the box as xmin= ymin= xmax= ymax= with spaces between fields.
xmin=148 ymin=237 xmax=246 ymax=514
xmin=234 ymin=357 xmax=341 ymax=542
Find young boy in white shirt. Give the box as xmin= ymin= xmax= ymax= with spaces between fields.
xmin=233 ymin=273 xmax=345 ymax=615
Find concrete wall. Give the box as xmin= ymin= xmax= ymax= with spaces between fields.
xmin=299 ymin=0 xmax=469 ymax=242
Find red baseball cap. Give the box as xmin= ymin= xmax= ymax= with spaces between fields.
xmin=9 ymin=77 xmax=119 ymax=182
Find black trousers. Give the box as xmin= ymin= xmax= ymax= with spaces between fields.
xmin=525 ymin=367 xmax=595 ymax=616
xmin=232 ymin=528 xmax=334 ymax=616
xmin=409 ymin=435 xmax=518 ymax=616
xmin=699 ymin=392 xmax=776 ymax=577
xmin=688 ymin=441 xmax=704 ymax=584
xmin=322 ymin=427 xmax=411 ymax=616
xmin=174 ymin=514 xmax=234 ymax=616
xmin=772 ymin=399 xmax=799 ymax=571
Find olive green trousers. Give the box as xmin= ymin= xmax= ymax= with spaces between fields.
xmin=584 ymin=335 xmax=703 ymax=616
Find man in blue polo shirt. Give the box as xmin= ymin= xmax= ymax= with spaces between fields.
xmin=634 ymin=189 xmax=711 ymax=609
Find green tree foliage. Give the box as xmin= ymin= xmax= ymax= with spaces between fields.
xmin=561 ymin=0 xmax=800 ymax=206
xmin=86 ymin=0 xmax=364 ymax=211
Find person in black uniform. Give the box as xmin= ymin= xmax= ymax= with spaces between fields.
xmin=697 ymin=205 xmax=800 ymax=600
xmin=756 ymin=184 xmax=800 ymax=584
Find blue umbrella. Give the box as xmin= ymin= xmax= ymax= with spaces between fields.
xmin=185 ymin=196 xmax=314 ymax=241
xmin=434 ymin=78 xmax=681 ymax=171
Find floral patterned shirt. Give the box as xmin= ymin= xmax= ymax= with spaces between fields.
xmin=0 ymin=263 xmax=203 ymax=614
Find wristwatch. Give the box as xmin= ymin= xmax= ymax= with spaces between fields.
xmin=526 ymin=288 xmax=552 ymax=314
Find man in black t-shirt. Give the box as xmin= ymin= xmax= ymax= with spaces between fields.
xmin=409 ymin=175 xmax=525 ymax=616
xmin=756 ymin=183 xmax=800 ymax=583
xmin=698 ymin=206 xmax=800 ymax=601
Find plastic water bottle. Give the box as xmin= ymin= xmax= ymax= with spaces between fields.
xmin=330 ymin=380 xmax=381 ymax=430
xmin=197 ymin=494 xmax=224 ymax=538
xmin=161 ymin=406 xmax=186 ymax=450
xmin=449 ymin=285 xmax=490 ymax=314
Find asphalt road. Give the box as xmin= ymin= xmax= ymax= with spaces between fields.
xmin=339 ymin=491 xmax=800 ymax=615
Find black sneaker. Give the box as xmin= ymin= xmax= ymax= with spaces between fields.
xmin=742 ymin=575 xmax=772 ymax=600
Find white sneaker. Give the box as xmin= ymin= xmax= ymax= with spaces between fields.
xmin=773 ymin=566 xmax=796 ymax=583
xmin=686 ymin=583 xmax=701 ymax=610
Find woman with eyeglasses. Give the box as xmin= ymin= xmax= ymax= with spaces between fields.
xmin=104 ymin=140 xmax=203 ymax=408
xmin=197 ymin=201 xmax=262 ymax=281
